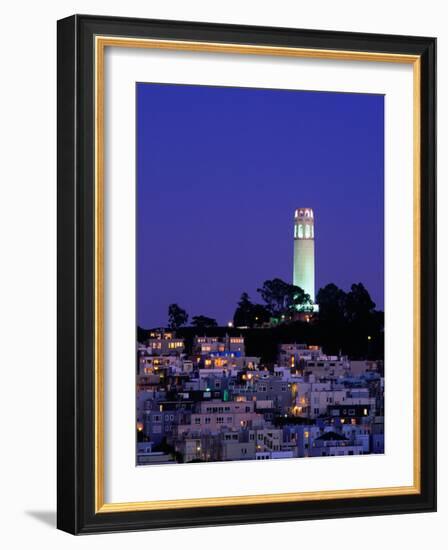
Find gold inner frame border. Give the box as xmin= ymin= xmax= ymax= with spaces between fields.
xmin=94 ymin=36 xmax=421 ymax=513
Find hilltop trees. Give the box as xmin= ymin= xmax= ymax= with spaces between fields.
xmin=257 ymin=278 xmax=312 ymax=318
xmin=191 ymin=315 xmax=218 ymax=329
xmin=317 ymin=282 xmax=377 ymax=325
xmin=233 ymin=292 xmax=270 ymax=328
xmin=232 ymin=279 xmax=312 ymax=328
xmin=316 ymin=283 xmax=347 ymax=325
xmin=168 ymin=306 xmax=219 ymax=330
xmin=167 ymin=303 xmax=188 ymax=330
xmin=345 ymin=283 xmax=377 ymax=323
xmin=151 ymin=281 xmax=384 ymax=360
xmin=316 ymin=282 xmax=383 ymax=358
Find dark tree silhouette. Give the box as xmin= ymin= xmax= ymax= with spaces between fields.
xmin=316 ymin=282 xmax=383 ymax=358
xmin=345 ymin=283 xmax=376 ymax=323
xmin=257 ymin=278 xmax=291 ymax=315
xmin=167 ymin=303 xmax=188 ymax=330
xmin=316 ymin=283 xmax=348 ymax=355
xmin=234 ymin=292 xmax=252 ymax=325
xmin=344 ymin=283 xmax=382 ymax=359
xmin=233 ymin=292 xmax=270 ymax=327
xmin=251 ymin=303 xmax=271 ymax=325
xmin=191 ymin=315 xmax=218 ymax=329
xmin=316 ymin=283 xmax=347 ymax=324
xmin=257 ymin=278 xmax=311 ymax=317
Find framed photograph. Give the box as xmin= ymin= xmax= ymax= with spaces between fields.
xmin=57 ymin=15 xmax=436 ymax=534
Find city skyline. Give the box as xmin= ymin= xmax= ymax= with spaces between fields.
xmin=137 ymin=83 xmax=384 ymax=328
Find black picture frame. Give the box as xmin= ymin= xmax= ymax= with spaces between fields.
xmin=57 ymin=14 xmax=436 ymax=534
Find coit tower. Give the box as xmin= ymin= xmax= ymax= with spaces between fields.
xmin=293 ymin=208 xmax=315 ymax=302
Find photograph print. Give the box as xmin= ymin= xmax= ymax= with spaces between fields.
xmin=136 ymin=83 xmax=385 ymax=466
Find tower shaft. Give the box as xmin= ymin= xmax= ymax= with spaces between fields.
xmin=293 ymin=208 xmax=315 ymax=302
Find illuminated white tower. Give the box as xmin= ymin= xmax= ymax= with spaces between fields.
xmin=293 ymin=208 xmax=315 ymax=304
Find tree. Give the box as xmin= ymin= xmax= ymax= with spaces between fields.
xmin=233 ymin=292 xmax=270 ymax=327
xmin=191 ymin=315 xmax=218 ymax=329
xmin=316 ymin=282 xmax=383 ymax=358
xmin=251 ymin=303 xmax=271 ymax=325
xmin=167 ymin=303 xmax=188 ymax=330
xmin=257 ymin=278 xmax=311 ymax=318
xmin=289 ymin=285 xmax=313 ymax=312
xmin=344 ymin=283 xmax=381 ymax=359
xmin=316 ymin=283 xmax=347 ymax=323
xmin=233 ymin=292 xmax=253 ymax=327
xmin=316 ymin=283 xmax=348 ymax=355
xmin=345 ymin=283 xmax=376 ymax=323
xmin=257 ymin=278 xmax=292 ymax=315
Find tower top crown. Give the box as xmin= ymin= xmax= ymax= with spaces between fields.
xmin=294 ymin=208 xmax=314 ymax=220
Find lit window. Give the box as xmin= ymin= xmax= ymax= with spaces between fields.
xmin=305 ymin=224 xmax=310 ymax=238
xmin=298 ymin=225 xmax=303 ymax=238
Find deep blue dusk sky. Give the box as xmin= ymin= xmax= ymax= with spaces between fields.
xmin=137 ymin=83 xmax=384 ymax=328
